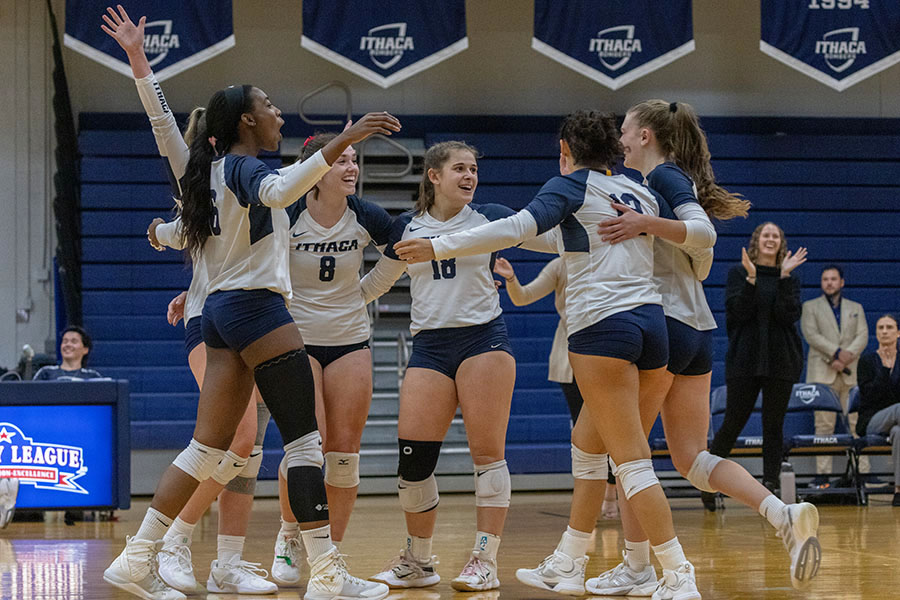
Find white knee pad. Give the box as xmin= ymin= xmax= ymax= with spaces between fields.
xmin=398 ymin=474 xmax=439 ymax=513
xmin=686 ymin=450 xmax=723 ymax=493
xmin=211 ymin=449 xmax=250 ymax=485
xmin=238 ymin=445 xmax=264 ymax=479
xmin=571 ymin=445 xmax=609 ymax=480
xmin=474 ymin=460 xmax=511 ymax=508
xmin=324 ymin=452 xmax=360 ymax=488
xmin=616 ymin=459 xmax=660 ymax=500
xmin=172 ymin=438 xmax=226 ymax=482
xmin=282 ymin=431 xmax=324 ymax=475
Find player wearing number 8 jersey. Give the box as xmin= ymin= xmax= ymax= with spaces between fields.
xmin=361 ymin=142 xmax=547 ymax=592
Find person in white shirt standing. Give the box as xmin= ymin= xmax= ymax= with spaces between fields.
xmin=801 ymin=265 xmax=869 ymax=486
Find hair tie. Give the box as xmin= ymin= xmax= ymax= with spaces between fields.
xmin=303 ymin=135 xmax=315 ymax=148
xmin=208 ymin=136 xmax=218 ymax=151
xmin=669 ymin=102 xmax=678 ymax=113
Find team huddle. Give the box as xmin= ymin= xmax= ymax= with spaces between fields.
xmin=100 ymin=5 xmax=821 ymax=600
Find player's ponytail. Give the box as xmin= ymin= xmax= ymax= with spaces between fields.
xmin=180 ymin=85 xmax=253 ymax=259
xmin=415 ymin=141 xmax=479 ymax=215
xmin=183 ymin=107 xmax=206 ymax=147
xmin=628 ymin=99 xmax=750 ymax=221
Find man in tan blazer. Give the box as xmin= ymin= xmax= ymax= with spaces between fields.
xmin=801 ymin=265 xmax=869 ymax=483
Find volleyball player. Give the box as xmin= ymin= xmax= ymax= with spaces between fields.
xmin=268 ymin=132 xmax=393 ymax=585
xmin=360 ymin=141 xmax=547 ymax=592
xmin=104 ymin=7 xmax=275 ymax=594
xmin=394 ymin=112 xmax=702 ymax=599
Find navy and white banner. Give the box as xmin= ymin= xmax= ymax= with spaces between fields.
xmin=761 ymin=0 xmax=900 ymax=92
xmin=64 ymin=1 xmax=234 ymax=82
xmin=301 ymin=0 xmax=467 ymax=88
xmin=532 ymin=0 xmax=694 ymax=90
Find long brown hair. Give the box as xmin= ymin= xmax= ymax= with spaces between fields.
xmin=415 ymin=141 xmax=479 ymax=215
xmin=746 ymin=221 xmax=787 ymax=267
xmin=628 ymin=99 xmax=750 ymax=220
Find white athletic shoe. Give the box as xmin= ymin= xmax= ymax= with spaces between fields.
xmin=779 ymin=502 xmax=821 ymax=589
xmin=0 ymin=477 xmax=18 ymax=528
xmin=450 ymin=550 xmax=499 ymax=592
xmin=585 ymin=553 xmax=657 ymax=596
xmin=306 ymin=547 xmax=389 ymax=600
xmin=515 ymin=549 xmax=586 ymax=595
xmin=651 ymin=562 xmax=700 ymax=600
xmin=207 ymin=556 xmax=278 ymax=594
xmin=272 ymin=531 xmax=305 ymax=585
xmin=369 ymin=549 xmax=440 ymax=588
xmin=103 ymin=536 xmax=186 ymax=600
xmin=157 ymin=538 xmax=199 ymax=594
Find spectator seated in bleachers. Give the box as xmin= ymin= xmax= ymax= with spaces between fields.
xmin=32 ymin=326 xmax=103 ymax=381
xmin=856 ymin=314 xmax=900 ymax=507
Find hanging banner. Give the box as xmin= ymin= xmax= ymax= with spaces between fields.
xmin=64 ymin=1 xmax=234 ymax=82
xmin=532 ymin=0 xmax=694 ymax=90
xmin=761 ymin=0 xmax=900 ymax=92
xmin=301 ymin=0 xmax=467 ymax=88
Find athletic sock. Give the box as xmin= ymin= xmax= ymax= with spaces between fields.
xmin=163 ymin=516 xmax=196 ymax=546
xmin=759 ymin=494 xmax=787 ymax=529
xmin=135 ymin=507 xmax=172 ymax=542
xmin=475 ymin=531 xmax=501 ymax=563
xmin=624 ymin=538 xmax=651 ymax=570
xmin=652 ymin=537 xmax=687 ymax=572
xmin=217 ymin=534 xmax=245 ymax=564
xmin=301 ymin=524 xmax=334 ymax=561
xmin=558 ymin=526 xmax=592 ymax=558
xmin=408 ymin=535 xmax=433 ymax=563
xmin=279 ymin=518 xmax=300 ymax=538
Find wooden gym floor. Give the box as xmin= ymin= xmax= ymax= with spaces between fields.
xmin=1 ymin=491 xmax=898 ymax=599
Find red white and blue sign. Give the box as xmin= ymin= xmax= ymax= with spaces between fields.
xmin=63 ymin=0 xmax=235 ymax=82
xmin=301 ymin=0 xmax=468 ymax=88
xmin=532 ymin=0 xmax=695 ymax=90
xmin=761 ymin=0 xmax=900 ymax=92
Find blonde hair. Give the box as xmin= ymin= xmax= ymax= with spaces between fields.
xmin=183 ymin=107 xmax=206 ymax=146
xmin=628 ymin=99 xmax=750 ymax=221
xmin=747 ymin=222 xmax=787 ymax=267
xmin=415 ymin=141 xmax=479 ymax=215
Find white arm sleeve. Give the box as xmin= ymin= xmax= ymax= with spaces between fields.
xmin=154 ymin=218 xmax=185 ymax=251
xmin=257 ymin=150 xmax=331 ymax=209
xmin=432 ymin=211 xmax=539 ymax=260
xmin=518 ymin=228 xmax=559 ymax=254
xmin=674 ymin=203 xmax=717 ymax=249
xmin=134 ymin=73 xmax=189 ymax=183
xmin=360 ymin=255 xmax=408 ymax=304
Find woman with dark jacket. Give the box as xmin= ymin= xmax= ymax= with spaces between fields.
xmin=709 ymin=222 xmax=807 ymax=491
xmin=855 ymin=314 xmax=900 ymax=506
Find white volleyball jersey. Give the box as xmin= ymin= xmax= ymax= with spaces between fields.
xmin=362 ymin=203 xmax=517 ymax=335
xmin=646 ymin=163 xmax=717 ymax=331
xmin=287 ymin=193 xmax=393 ymax=345
xmin=203 ymin=152 xmax=330 ymax=299
xmin=431 ymin=169 xmax=663 ymax=336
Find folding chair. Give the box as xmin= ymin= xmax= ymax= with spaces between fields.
xmin=848 ymin=386 xmax=894 ymax=503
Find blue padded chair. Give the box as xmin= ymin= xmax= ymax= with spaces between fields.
xmin=709 ymin=384 xmax=765 ymax=456
xmin=848 ymin=386 xmax=893 ymax=503
xmin=783 ymin=383 xmax=862 ymax=503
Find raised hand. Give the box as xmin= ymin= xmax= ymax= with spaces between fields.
xmin=101 ymin=4 xmax=145 ymax=55
xmin=393 ymin=238 xmax=435 ymax=264
xmin=342 ymin=112 xmax=402 ymax=143
xmin=781 ymin=246 xmax=808 ymax=277
xmin=598 ymin=203 xmax=646 ymax=244
xmin=741 ymin=247 xmax=756 ymax=279
xmin=493 ymin=257 xmax=515 ymax=280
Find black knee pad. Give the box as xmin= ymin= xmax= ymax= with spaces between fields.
xmin=287 ymin=465 xmax=330 ymax=524
xmin=398 ymin=439 xmax=443 ymax=482
xmin=254 ymin=349 xmax=317 ymax=444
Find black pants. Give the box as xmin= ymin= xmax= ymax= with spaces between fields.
xmin=559 ymin=379 xmax=616 ymax=485
xmin=710 ymin=376 xmax=794 ymax=487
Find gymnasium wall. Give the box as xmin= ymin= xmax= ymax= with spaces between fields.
xmin=1 ymin=0 xmax=899 ymax=366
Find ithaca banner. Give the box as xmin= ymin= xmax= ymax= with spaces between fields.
xmin=532 ymin=0 xmax=694 ymax=90
xmin=301 ymin=0 xmax=467 ymax=88
xmin=64 ymin=0 xmax=234 ymax=82
xmin=761 ymin=0 xmax=900 ymax=92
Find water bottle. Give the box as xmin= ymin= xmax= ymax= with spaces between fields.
xmin=779 ymin=461 xmax=796 ymax=504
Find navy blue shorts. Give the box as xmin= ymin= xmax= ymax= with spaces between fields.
xmin=407 ymin=316 xmax=513 ymax=379
xmin=567 ymin=304 xmax=668 ymax=370
xmin=184 ymin=317 xmax=204 ymax=355
xmin=306 ymin=341 xmax=370 ymax=369
xmin=201 ymin=289 xmax=294 ymax=352
xmin=665 ymin=317 xmax=713 ymax=376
